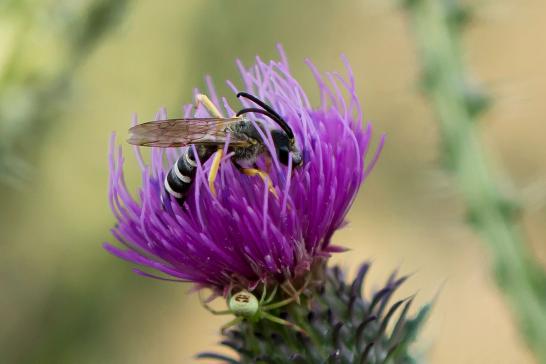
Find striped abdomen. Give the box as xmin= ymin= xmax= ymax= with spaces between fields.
xmin=164 ymin=146 xmax=214 ymax=204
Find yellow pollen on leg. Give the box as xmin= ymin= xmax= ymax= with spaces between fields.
xmin=195 ymin=93 xmax=225 ymax=198
xmin=195 ymin=94 xmax=223 ymax=118
xmin=208 ymin=149 xmax=223 ymax=197
xmin=242 ymin=168 xmax=279 ymax=199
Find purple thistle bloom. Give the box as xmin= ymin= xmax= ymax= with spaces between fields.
xmin=105 ymin=46 xmax=385 ymax=293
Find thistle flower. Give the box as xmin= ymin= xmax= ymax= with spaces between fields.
xmin=106 ymin=47 xmax=430 ymax=363
xmin=105 ymin=46 xmax=385 ymax=293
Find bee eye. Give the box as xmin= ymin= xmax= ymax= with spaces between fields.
xmin=278 ymin=147 xmax=290 ymax=165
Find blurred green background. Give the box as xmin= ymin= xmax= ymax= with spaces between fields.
xmin=1 ymin=1 xmax=545 ymax=363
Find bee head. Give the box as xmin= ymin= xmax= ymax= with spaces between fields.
xmin=271 ymin=130 xmax=303 ymax=167
xmin=236 ymin=92 xmax=303 ymax=168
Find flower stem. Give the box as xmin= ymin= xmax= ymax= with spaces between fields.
xmin=402 ymin=0 xmax=546 ymax=360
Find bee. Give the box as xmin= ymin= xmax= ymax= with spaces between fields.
xmin=128 ymin=92 xmax=303 ymax=205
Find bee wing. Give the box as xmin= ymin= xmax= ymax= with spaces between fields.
xmin=127 ymin=117 xmax=250 ymax=148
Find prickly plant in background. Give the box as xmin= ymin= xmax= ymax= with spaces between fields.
xmin=403 ymin=1 xmax=546 ymax=362
xmin=0 ymin=0 xmax=129 ymax=187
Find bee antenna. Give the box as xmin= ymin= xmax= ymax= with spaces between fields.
xmin=237 ymin=92 xmax=282 ymax=119
xmin=237 ymin=107 xmax=282 ymax=124
xmin=236 ymin=92 xmax=294 ymax=139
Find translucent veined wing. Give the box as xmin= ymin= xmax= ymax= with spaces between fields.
xmin=127 ymin=117 xmax=250 ymax=148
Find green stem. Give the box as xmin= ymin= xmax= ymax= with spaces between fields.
xmin=403 ymin=0 xmax=546 ymax=361
xmin=287 ymin=304 xmax=326 ymax=357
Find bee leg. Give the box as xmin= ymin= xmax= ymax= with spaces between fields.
xmin=195 ymin=93 xmax=223 ymax=118
xmin=208 ymin=149 xmax=223 ymax=197
xmin=239 ymin=166 xmax=279 ymax=199
xmin=194 ymin=94 xmax=225 ymax=197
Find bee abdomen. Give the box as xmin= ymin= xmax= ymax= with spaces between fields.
xmin=164 ymin=146 xmax=212 ymax=204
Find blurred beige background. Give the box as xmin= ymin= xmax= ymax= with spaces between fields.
xmin=1 ymin=1 xmax=545 ymax=363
